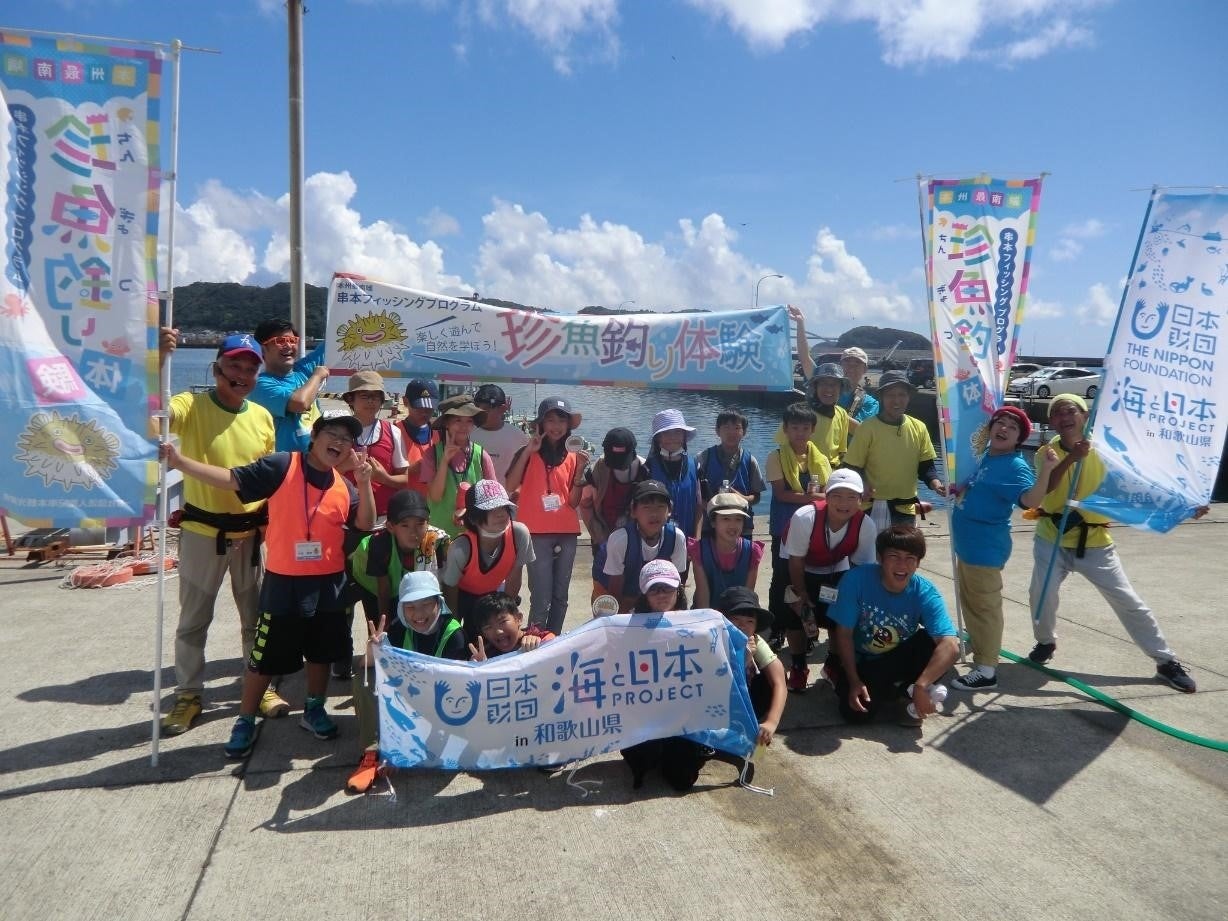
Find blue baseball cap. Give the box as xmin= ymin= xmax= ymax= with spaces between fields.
xmin=216 ymin=333 xmax=263 ymax=363
xmin=404 ymin=379 xmax=438 ymax=409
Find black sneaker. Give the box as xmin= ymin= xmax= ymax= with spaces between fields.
xmin=1156 ymin=659 xmax=1196 ymax=693
xmin=331 ymin=660 xmax=353 ymax=681
xmin=951 ymin=668 xmax=998 ymax=691
xmin=1028 ymin=642 xmax=1056 ymax=664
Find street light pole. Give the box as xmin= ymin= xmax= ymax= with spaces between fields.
xmin=754 ymin=273 xmax=783 ymax=308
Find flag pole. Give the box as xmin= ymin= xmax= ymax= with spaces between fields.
xmin=915 ymin=175 xmax=967 ymax=659
xmin=151 ymin=40 xmax=184 ymax=767
xmin=1031 ymin=186 xmax=1158 ymax=626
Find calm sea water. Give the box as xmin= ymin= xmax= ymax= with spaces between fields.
xmin=169 ymin=347 xmax=945 ymax=508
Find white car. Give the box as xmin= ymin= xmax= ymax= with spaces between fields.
xmin=1008 ymin=367 xmax=1101 ymax=399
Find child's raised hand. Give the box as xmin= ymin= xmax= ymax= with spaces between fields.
xmin=1039 ymin=445 xmax=1061 ymax=469
xmin=367 ymin=615 xmax=388 ymax=646
xmin=526 ymin=432 xmax=543 ymax=453
xmin=468 ymin=635 xmax=488 ymax=661
xmin=519 ymin=634 xmax=543 ymax=653
xmin=158 ymin=441 xmax=181 ymax=469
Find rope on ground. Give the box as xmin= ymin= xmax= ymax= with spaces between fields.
xmin=59 ymin=551 xmax=179 ymax=590
xmin=1000 ymin=645 xmax=1228 ymax=753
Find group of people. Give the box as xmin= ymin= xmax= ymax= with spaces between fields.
xmin=152 ymin=309 xmax=1201 ymax=795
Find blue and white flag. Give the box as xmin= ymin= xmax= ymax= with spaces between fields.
xmin=324 ymin=274 xmax=794 ymax=392
xmin=374 ymin=609 xmax=759 ymax=771
xmin=1079 ymin=189 xmax=1228 ymax=532
xmin=0 ymin=34 xmax=162 ymax=527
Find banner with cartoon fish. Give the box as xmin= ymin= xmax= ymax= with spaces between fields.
xmin=1076 ymin=189 xmax=1228 ymax=532
xmin=374 ymin=608 xmax=759 ymax=771
xmin=923 ymin=177 xmax=1043 ymax=488
xmin=324 ymin=273 xmax=793 ymax=391
xmin=0 ymin=34 xmax=162 ymax=527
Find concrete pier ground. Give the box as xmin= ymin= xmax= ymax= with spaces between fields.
xmin=0 ymin=506 xmax=1224 ymax=921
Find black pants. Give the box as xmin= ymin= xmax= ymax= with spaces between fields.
xmin=620 ymin=737 xmax=707 ymax=791
xmin=833 ymin=630 xmax=936 ymax=724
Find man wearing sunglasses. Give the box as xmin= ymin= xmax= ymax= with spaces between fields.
xmin=252 ymin=318 xmax=330 ymax=451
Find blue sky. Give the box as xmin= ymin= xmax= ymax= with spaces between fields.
xmin=10 ymin=0 xmax=1226 ymax=354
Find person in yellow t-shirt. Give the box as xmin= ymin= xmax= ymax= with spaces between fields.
xmin=1027 ymin=394 xmax=1198 ymax=693
xmin=843 ymin=370 xmax=945 ymax=525
xmin=157 ymin=332 xmax=285 ymax=735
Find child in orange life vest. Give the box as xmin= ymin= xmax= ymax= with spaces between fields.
xmin=440 ymin=479 xmax=535 ymax=643
xmin=782 ymin=468 xmax=877 ymax=690
xmin=420 ymin=394 xmax=498 ymax=537
xmin=161 ymin=414 xmax=376 ymax=760
xmin=467 ymin=591 xmax=556 ymax=660
xmin=689 ymin=491 xmax=764 ymax=609
xmin=504 ymin=397 xmax=590 ymax=636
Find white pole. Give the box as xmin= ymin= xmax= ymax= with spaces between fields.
xmin=151 ymin=40 xmax=184 ymax=766
xmin=288 ymin=0 xmax=306 ymax=354
xmin=914 ymin=175 xmax=967 ymax=660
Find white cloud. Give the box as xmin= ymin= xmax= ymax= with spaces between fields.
xmin=168 ymin=171 xmax=915 ymax=331
xmin=421 ymin=207 xmax=462 ymax=237
xmin=474 ymin=201 xmax=915 ymax=327
xmin=1024 ymin=295 xmax=1065 ymax=320
xmin=1060 ymin=217 xmax=1106 ymax=239
xmin=166 ymin=170 xmax=468 ymax=293
xmin=476 ymin=0 xmax=620 ymax=73
xmin=681 ymin=0 xmax=1102 ymax=66
xmin=1077 ymin=281 xmax=1121 ymax=325
xmin=867 ymin=222 xmax=914 ymax=242
xmin=1050 ymin=238 xmax=1083 ymax=262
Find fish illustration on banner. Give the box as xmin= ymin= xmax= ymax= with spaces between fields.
xmin=374 ymin=609 xmax=758 ymax=771
xmin=0 ymin=34 xmax=162 ymax=527
xmin=1077 ymin=190 xmax=1227 ymax=532
xmin=923 ymin=177 xmax=1043 ymax=489
xmin=324 ymin=274 xmax=794 ymax=392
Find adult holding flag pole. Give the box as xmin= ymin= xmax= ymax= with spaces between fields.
xmin=1025 ymin=186 xmax=1225 ymax=694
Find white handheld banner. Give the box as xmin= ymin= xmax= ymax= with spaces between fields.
xmin=324 ymin=274 xmax=794 ymax=392
xmin=374 ymin=609 xmax=759 ymax=770
xmin=1079 ymin=189 xmax=1228 ymax=531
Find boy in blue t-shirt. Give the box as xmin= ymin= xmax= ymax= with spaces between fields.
xmin=828 ymin=526 xmax=959 ymax=725
xmin=949 ymin=407 xmax=1057 ymax=691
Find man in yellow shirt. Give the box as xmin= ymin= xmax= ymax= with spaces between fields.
xmin=1028 ymin=394 xmax=1196 ymax=693
xmin=159 ymin=333 xmax=288 ymax=734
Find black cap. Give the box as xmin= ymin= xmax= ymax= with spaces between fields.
xmin=632 ymin=479 xmax=671 ymax=504
xmin=473 ymin=384 xmax=508 ymax=407
xmin=386 ymin=489 xmax=430 ymax=524
xmin=602 ymin=427 xmax=637 ymax=470
xmin=714 ymin=586 xmax=773 ymax=632
xmin=311 ymin=413 xmax=362 ymax=440
xmin=875 ymin=369 xmax=916 ymax=394
xmin=404 ymin=380 xmax=438 ymax=409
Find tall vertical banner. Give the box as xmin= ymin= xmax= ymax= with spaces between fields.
xmin=924 ymin=177 xmax=1043 ymax=488
xmin=0 ymin=34 xmax=161 ymax=527
xmin=1077 ymin=190 xmax=1228 ymax=532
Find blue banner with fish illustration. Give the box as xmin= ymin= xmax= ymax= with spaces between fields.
xmin=374 ymin=608 xmax=758 ymax=771
xmin=1077 ymin=190 xmax=1228 ymax=532
xmin=324 ymin=273 xmax=793 ymax=391
xmin=0 ymin=34 xmax=162 ymax=527
xmin=924 ymin=177 xmax=1043 ymax=489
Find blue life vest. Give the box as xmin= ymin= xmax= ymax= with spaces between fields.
xmin=592 ymin=522 xmax=679 ymax=591
xmin=646 ymin=453 xmax=699 ymax=534
xmin=698 ymin=536 xmax=752 ymax=599
xmin=768 ymin=471 xmax=812 ymax=537
xmin=701 ymin=445 xmax=756 ymax=532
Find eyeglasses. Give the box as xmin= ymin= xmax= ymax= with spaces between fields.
xmin=262 ymin=335 xmax=299 ymax=349
xmin=319 ymin=430 xmax=356 ymax=445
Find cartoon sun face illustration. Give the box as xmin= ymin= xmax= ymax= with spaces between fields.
xmin=867 ymin=624 xmax=900 ymax=654
xmin=336 ymin=310 xmax=408 ymax=368
xmin=16 ymin=411 xmax=120 ymax=491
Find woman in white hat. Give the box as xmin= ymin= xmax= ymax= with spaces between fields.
xmin=644 ymin=408 xmax=703 ymax=538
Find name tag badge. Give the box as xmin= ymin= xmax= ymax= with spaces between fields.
xmin=295 ymin=540 xmax=323 ymax=562
xmin=818 ymin=584 xmax=839 ymax=605
xmin=542 ymin=493 xmax=562 ymax=512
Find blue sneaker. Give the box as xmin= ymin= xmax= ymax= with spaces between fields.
xmin=300 ymin=702 xmax=338 ymax=740
xmin=224 ymin=717 xmax=257 ymax=759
